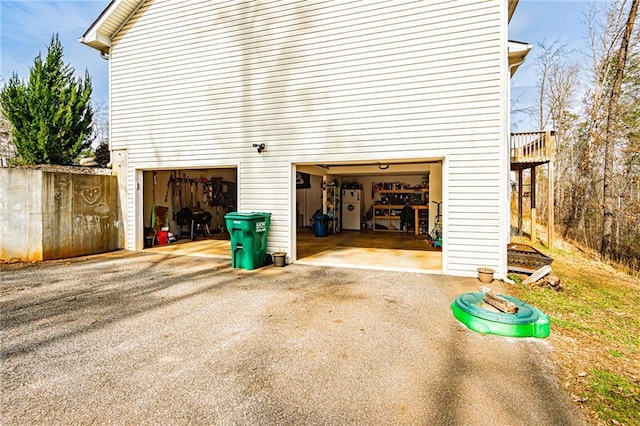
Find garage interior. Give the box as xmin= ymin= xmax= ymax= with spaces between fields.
xmin=142 ymin=168 xmax=237 ymax=247
xmin=144 ymin=161 xmax=443 ymax=272
xmin=294 ymin=161 xmax=443 ymax=272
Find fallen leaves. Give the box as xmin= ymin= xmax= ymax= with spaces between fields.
xmin=571 ymin=394 xmax=588 ymax=403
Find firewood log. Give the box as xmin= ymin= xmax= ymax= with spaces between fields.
xmin=483 ymin=292 xmax=518 ymax=313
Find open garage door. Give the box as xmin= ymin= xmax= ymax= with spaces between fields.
xmin=293 ymin=161 xmax=443 ymax=273
xmin=142 ymin=168 xmax=236 ymax=257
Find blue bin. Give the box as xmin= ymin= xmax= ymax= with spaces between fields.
xmin=313 ymin=213 xmax=329 ymax=237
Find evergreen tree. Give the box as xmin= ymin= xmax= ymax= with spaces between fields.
xmin=0 ymin=34 xmax=93 ymax=165
xmin=94 ymin=140 xmax=110 ymax=167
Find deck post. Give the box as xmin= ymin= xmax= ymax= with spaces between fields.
xmin=530 ymin=166 xmax=536 ymax=244
xmin=548 ymin=157 xmax=555 ymax=249
xmin=511 ymin=130 xmax=557 ymax=246
xmin=518 ymin=169 xmax=523 ymax=237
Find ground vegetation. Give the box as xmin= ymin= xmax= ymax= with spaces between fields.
xmin=513 ymin=240 xmax=639 ymax=425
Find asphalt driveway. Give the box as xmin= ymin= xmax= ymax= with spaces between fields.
xmin=1 ymin=251 xmax=586 ymax=425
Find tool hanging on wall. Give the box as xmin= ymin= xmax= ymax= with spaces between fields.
xmin=194 ymin=177 xmax=199 ymax=206
xmin=202 ymin=180 xmax=212 ymax=205
xmin=150 ymin=171 xmax=158 ymax=229
xmin=209 ymin=177 xmax=224 ymax=207
xmin=171 ymin=176 xmax=176 ymax=219
xmin=202 ymin=187 xmax=208 ymax=205
xmin=182 ymin=173 xmax=187 ymax=208
xmin=152 ymin=171 xmax=157 ymax=205
xmin=190 ymin=178 xmax=195 ymax=207
xmin=174 ymin=172 xmax=179 ymax=209
xmin=200 ymin=178 xmax=207 ymax=205
xmin=164 ymin=171 xmax=173 ymax=203
xmin=178 ymin=172 xmax=183 ymax=209
xmin=168 ymin=171 xmax=177 ymax=219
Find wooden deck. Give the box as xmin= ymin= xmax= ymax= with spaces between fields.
xmin=511 ymin=130 xmax=555 ymax=170
xmin=510 ymin=130 xmax=556 ymax=248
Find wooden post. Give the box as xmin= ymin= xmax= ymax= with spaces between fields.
xmin=518 ymin=169 xmax=523 ymax=237
xmin=322 ymin=175 xmax=328 ymax=214
xmin=530 ymin=166 xmax=536 ymax=244
xmin=547 ymin=131 xmax=555 ymax=249
xmin=548 ymin=160 xmax=554 ymax=249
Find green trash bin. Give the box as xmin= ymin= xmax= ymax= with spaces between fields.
xmin=224 ymin=212 xmax=271 ymax=270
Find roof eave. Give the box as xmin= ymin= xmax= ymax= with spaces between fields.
xmin=79 ymin=0 xmax=145 ymax=54
xmin=508 ymin=0 xmax=519 ymax=23
xmin=508 ymin=40 xmax=533 ymax=77
xmin=79 ymin=0 xmax=116 ymax=52
xmin=79 ymin=31 xmax=112 ymax=54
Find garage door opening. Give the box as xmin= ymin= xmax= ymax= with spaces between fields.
xmin=142 ymin=168 xmax=236 ymax=257
xmin=294 ymin=161 xmax=443 ymax=273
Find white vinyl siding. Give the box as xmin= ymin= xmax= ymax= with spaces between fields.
xmin=109 ymin=0 xmax=507 ymax=276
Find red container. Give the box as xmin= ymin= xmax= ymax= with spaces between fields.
xmin=156 ymin=230 xmax=169 ymax=245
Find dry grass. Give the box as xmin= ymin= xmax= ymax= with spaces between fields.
xmin=512 ymin=242 xmax=640 ymax=425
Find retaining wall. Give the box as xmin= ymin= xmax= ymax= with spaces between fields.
xmin=0 ymin=168 xmax=120 ymax=262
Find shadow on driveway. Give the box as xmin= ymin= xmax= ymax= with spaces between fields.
xmin=0 ymin=251 xmax=586 ymax=425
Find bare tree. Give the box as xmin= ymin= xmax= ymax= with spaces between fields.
xmin=600 ymin=0 xmax=638 ymax=258
xmin=0 ymin=76 xmax=15 ymax=166
xmin=536 ymin=39 xmax=578 ymax=130
xmin=0 ymin=109 xmax=15 ymax=167
xmin=92 ymin=100 xmax=109 ymax=149
xmin=530 ymin=0 xmax=640 ymax=270
xmin=532 ymin=40 xmax=580 ymax=235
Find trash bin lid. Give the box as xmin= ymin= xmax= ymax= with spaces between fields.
xmin=224 ymin=212 xmax=272 ymax=220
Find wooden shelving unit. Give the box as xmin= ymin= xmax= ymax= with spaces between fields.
xmin=372 ymin=188 xmax=428 ymax=234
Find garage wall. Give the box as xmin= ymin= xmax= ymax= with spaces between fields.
xmin=295 ymin=174 xmax=323 ymax=227
xmin=429 ymin=166 xmax=443 ymax=238
xmin=109 ymin=0 xmax=508 ymax=276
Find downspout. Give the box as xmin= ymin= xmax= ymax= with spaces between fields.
xmin=504 ymin=58 xmax=525 ymax=282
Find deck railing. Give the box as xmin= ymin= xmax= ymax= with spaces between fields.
xmin=510 ymin=130 xmax=555 ymax=164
